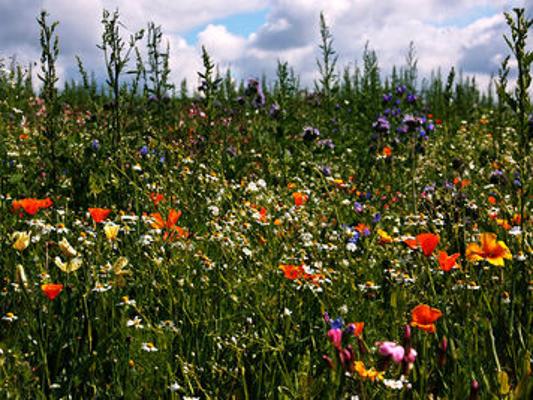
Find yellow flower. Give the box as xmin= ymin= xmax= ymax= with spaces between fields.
xmin=104 ymin=223 xmax=120 ymax=241
xmin=466 ymin=233 xmax=512 ymax=267
xmin=55 ymin=256 xmax=83 ymax=273
xmin=58 ymin=238 xmax=77 ymax=258
xmin=354 ymin=361 xmax=384 ymax=382
xmin=12 ymin=231 xmax=30 ymax=251
xmin=377 ymin=229 xmax=393 ymax=244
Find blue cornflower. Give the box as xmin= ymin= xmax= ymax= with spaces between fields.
xmin=330 ymin=317 xmax=344 ymax=330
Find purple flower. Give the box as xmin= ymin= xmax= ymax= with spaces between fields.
xmin=373 ymin=116 xmax=390 ymax=133
xmin=302 ymin=126 xmax=320 ymax=141
xmin=91 ymin=139 xmax=100 ymax=151
xmin=321 ymin=165 xmax=332 ymax=176
xmin=269 ymin=103 xmax=281 ymax=118
xmin=373 ymin=213 xmax=381 ymax=223
xmin=382 ymin=93 xmax=393 ymax=103
xmin=403 ymin=114 xmax=421 ymax=129
xmin=246 ymin=78 xmax=265 ymax=108
xmin=407 ymin=93 xmax=417 ymax=103
xmin=317 ymin=139 xmax=335 ymax=149
xmin=139 ymin=145 xmax=149 ymax=156
xmin=353 ymin=202 xmax=363 ymax=213
xmin=397 ymin=124 xmax=408 ymax=134
xmin=396 ymin=85 xmax=407 ymax=96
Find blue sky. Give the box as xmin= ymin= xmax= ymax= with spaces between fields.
xmin=184 ymin=9 xmax=269 ymax=43
xmin=0 ymin=0 xmax=528 ymax=89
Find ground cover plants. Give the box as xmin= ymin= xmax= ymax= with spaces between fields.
xmin=0 ymin=7 xmax=531 ymax=400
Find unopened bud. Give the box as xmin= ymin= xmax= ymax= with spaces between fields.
xmin=469 ymin=380 xmax=480 ymax=400
xmin=16 ymin=264 xmax=28 ymax=287
xmin=322 ymin=354 xmax=334 ymax=369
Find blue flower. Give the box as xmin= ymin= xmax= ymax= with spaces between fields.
xmin=91 ymin=139 xmax=100 ymax=151
xmin=140 ymin=145 xmax=149 ymax=156
xmin=330 ymin=317 xmax=344 ymax=330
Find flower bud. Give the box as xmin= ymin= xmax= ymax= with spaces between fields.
xmin=469 ymin=380 xmax=480 ymax=400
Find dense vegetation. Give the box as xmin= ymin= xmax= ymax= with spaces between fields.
xmin=0 ymin=8 xmax=531 ymax=399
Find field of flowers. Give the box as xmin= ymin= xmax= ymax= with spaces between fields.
xmin=0 ymin=8 xmax=531 ymax=400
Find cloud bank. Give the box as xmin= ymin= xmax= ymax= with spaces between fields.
xmin=0 ymin=0 xmax=528 ymax=90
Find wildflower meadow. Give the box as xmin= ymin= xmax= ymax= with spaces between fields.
xmin=0 ymin=6 xmax=531 ymax=400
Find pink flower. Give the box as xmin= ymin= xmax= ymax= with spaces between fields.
xmin=404 ymin=347 xmax=418 ymax=363
xmin=378 ymin=341 xmax=405 ymax=364
xmin=327 ymin=328 xmax=343 ymax=349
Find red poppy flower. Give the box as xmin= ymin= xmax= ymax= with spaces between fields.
xmin=259 ymin=207 xmax=268 ymax=223
xmin=41 ymin=283 xmax=64 ymax=300
xmin=12 ymin=198 xmax=53 ymax=216
xmin=150 ymin=192 xmax=165 ymax=206
xmin=279 ymin=264 xmax=304 ymax=280
xmin=293 ymin=192 xmax=308 ymax=207
xmin=403 ymin=238 xmax=418 ymax=250
xmin=411 ymin=304 xmax=442 ymax=333
xmin=88 ymin=208 xmax=112 ymax=223
xmin=416 ymin=233 xmax=440 ymax=257
xmin=438 ymin=251 xmax=460 ymax=272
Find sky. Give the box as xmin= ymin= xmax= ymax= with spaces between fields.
xmin=0 ymin=0 xmax=529 ymax=91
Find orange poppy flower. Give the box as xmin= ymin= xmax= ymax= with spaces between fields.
xmin=150 ymin=209 xmax=188 ymax=240
xmin=41 ymin=283 xmax=64 ymax=300
xmin=348 ymin=322 xmax=365 ymax=337
xmin=355 ymin=223 xmax=370 ymax=234
xmin=466 ymin=233 xmax=512 ymax=267
xmin=438 ymin=251 xmax=460 ymax=272
xmin=88 ymin=208 xmax=112 ymax=223
xmin=411 ymin=304 xmax=442 ymax=333
xmin=279 ymin=264 xmax=304 ymax=280
xmin=151 ymin=209 xmax=182 ymax=230
xmin=416 ymin=233 xmax=440 ymax=257
xmin=293 ymin=192 xmax=308 ymax=207
xmin=488 ymin=196 xmax=497 ymax=205
xmin=12 ymin=198 xmax=53 ymax=216
xmin=382 ymin=146 xmax=392 ymax=157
